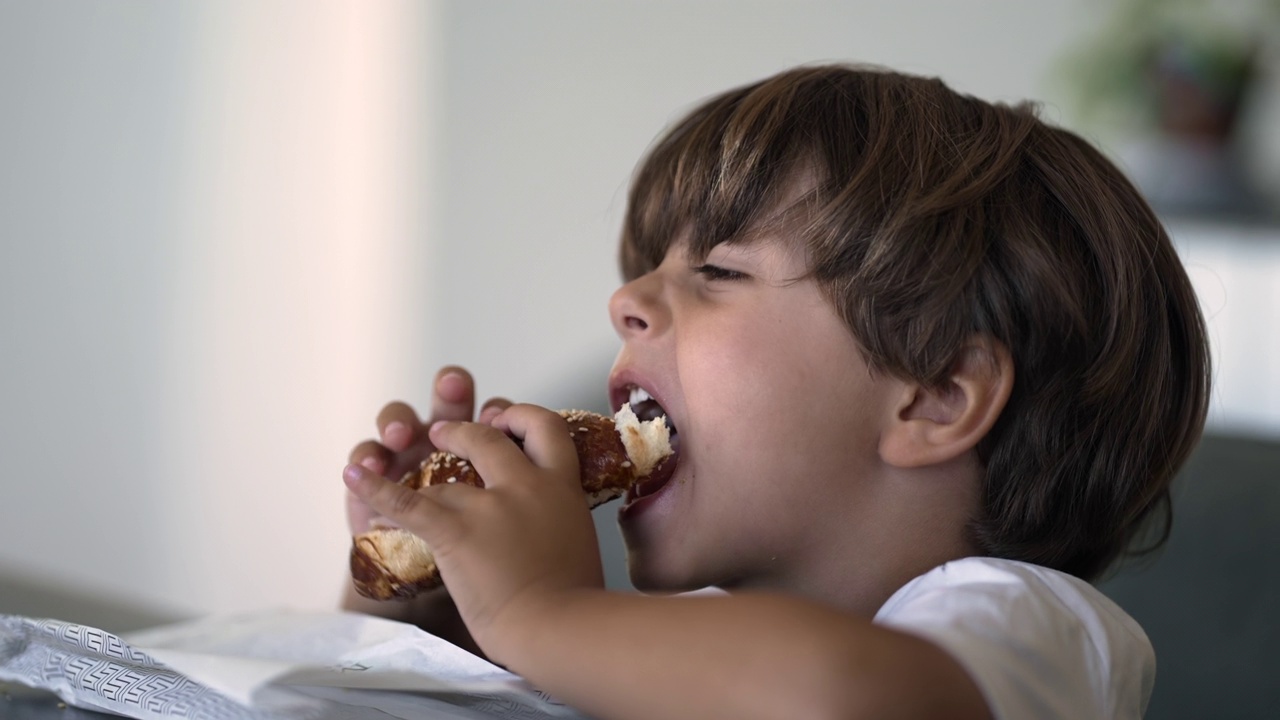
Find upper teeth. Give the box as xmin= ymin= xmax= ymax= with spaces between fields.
xmin=629 ymin=386 xmax=653 ymax=406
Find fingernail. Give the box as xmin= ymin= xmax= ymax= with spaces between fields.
xmin=343 ymin=463 xmax=369 ymax=490
xmin=438 ymin=371 xmax=467 ymax=400
xmin=359 ymin=455 xmax=383 ymax=473
xmin=384 ymin=421 xmax=410 ymax=447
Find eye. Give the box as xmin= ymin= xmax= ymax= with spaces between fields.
xmin=693 ymin=264 xmax=747 ymax=282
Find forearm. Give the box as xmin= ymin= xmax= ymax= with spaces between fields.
xmin=496 ymin=591 xmax=989 ymax=720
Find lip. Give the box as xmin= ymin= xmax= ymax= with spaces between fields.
xmin=608 ymin=368 xmax=673 ymax=418
xmin=619 ymin=452 xmax=680 ymax=521
xmin=609 ymin=367 xmax=684 ymax=522
xmin=607 ymin=368 xmax=642 ymax=414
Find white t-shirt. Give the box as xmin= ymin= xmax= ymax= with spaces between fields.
xmin=872 ymin=557 xmax=1154 ymax=719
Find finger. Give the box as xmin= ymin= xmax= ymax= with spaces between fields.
xmin=375 ymin=402 xmax=423 ymax=453
xmin=428 ymin=421 xmax=530 ymax=488
xmin=345 ymin=490 xmax=381 ymax=534
xmin=491 ymin=404 xmax=578 ymax=478
xmin=477 ymin=396 xmax=513 ymax=425
xmin=430 ymin=366 xmax=476 ymax=424
xmin=348 ymin=439 xmax=393 ymax=476
xmin=343 ymin=463 xmax=450 ymax=537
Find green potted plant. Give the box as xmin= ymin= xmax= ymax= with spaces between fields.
xmin=1060 ymin=0 xmax=1277 ymax=217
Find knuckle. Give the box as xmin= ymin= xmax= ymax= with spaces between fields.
xmin=540 ymin=407 xmax=569 ymax=429
xmin=524 ymin=405 xmax=568 ymax=434
xmin=475 ymin=424 xmax=514 ymax=452
xmin=388 ymin=486 xmax=421 ymax=517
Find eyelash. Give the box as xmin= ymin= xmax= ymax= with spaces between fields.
xmin=693 ymin=264 xmax=746 ymax=282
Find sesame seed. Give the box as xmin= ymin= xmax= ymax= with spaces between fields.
xmin=446 ymin=476 xmax=457 ymax=484
xmin=621 ymin=461 xmax=632 ymax=468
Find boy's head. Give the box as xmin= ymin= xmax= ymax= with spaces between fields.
xmin=616 ymin=64 xmax=1211 ymax=583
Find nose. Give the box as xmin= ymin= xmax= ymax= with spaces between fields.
xmin=609 ymin=273 xmax=666 ymax=339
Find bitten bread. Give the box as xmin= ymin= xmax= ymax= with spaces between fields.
xmin=350 ymin=405 xmax=671 ymax=600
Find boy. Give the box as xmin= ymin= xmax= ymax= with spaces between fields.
xmin=341 ymin=64 xmax=1210 ymax=719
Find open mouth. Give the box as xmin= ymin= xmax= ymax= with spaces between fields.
xmin=623 ymin=386 xmax=680 ymax=504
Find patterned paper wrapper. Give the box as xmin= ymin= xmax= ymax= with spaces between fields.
xmin=0 ymin=610 xmax=588 ymax=720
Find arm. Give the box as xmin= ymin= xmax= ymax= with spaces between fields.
xmin=498 ymin=590 xmax=991 ymax=720
xmin=342 ymin=405 xmax=991 ymax=720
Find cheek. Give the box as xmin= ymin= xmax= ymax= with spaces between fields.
xmin=678 ymin=315 xmax=773 ymax=417
xmin=679 ymin=316 xmax=821 ymax=457
xmin=682 ymin=304 xmax=883 ymax=477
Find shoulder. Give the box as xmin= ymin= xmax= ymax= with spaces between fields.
xmin=873 ymin=557 xmax=1154 ymax=720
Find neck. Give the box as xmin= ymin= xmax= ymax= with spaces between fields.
xmin=730 ymin=460 xmax=982 ymax=617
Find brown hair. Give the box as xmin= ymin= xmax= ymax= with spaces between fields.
xmin=620 ymin=64 xmax=1211 ymax=581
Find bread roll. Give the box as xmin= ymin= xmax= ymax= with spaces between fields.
xmin=350 ymin=405 xmax=671 ymax=600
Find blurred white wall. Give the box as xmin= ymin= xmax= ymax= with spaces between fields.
xmin=1 ymin=1 xmax=432 ymax=616
xmin=427 ymin=1 xmax=1099 ymax=411
xmin=1 ymin=1 xmax=1276 ymax=617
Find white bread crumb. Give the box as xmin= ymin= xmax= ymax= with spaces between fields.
xmin=614 ymin=402 xmax=672 ymax=477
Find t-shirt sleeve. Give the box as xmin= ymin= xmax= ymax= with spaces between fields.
xmin=873 ymin=558 xmax=1155 ymax=720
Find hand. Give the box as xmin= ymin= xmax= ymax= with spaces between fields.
xmin=345 ymin=366 xmax=510 ymax=535
xmin=343 ymin=403 xmax=605 ymax=663
xmin=342 ymin=366 xmax=509 ymax=654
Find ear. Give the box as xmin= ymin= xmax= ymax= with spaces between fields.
xmin=879 ymin=337 xmax=1014 ymax=468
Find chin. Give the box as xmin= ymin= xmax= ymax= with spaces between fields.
xmin=625 ymin=550 xmax=712 ymax=594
